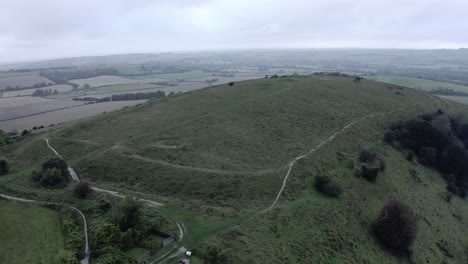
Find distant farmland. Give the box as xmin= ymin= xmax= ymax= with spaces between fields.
xmin=0 ymin=96 xmax=81 ymax=122
xmin=367 ymin=75 xmax=468 ymax=93
xmin=0 ymin=75 xmax=52 ymax=89
xmin=0 ymin=100 xmax=144 ymax=131
xmin=70 ymin=75 xmax=165 ymax=87
xmin=1 ymin=84 xmax=73 ymax=97
xmin=153 ymin=70 xmax=211 ymax=80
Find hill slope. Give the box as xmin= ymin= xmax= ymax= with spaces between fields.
xmin=1 ymin=76 xmax=466 ymax=263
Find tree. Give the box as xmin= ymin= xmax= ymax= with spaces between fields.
xmin=372 ymin=199 xmax=418 ymax=253
xmin=354 ymin=76 xmax=363 ymax=83
xmin=108 ymin=197 xmax=142 ymax=231
xmin=0 ymin=159 xmax=9 ymax=175
xmin=73 ymin=181 xmax=92 ymax=199
xmin=21 ymin=129 xmax=29 ymax=136
xmin=83 ymin=83 xmax=91 ymax=89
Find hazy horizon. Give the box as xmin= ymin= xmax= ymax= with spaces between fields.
xmin=1 ymin=0 xmax=467 ymax=63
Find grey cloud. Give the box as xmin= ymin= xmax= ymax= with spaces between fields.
xmin=0 ymin=0 xmax=467 ymax=63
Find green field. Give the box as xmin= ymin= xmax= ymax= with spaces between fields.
xmin=0 ymin=200 xmax=64 ymax=264
xmin=2 ymin=76 xmax=467 ymax=263
xmin=46 ymin=83 xmax=162 ymax=99
xmin=368 ymin=75 xmax=468 ymax=92
xmin=154 ymin=70 xmax=211 ymax=80
xmin=437 ymin=95 xmax=468 ymax=106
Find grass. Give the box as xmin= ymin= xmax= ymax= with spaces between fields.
xmin=0 ymin=200 xmax=65 ymax=264
xmin=367 ymin=75 xmax=468 ymax=93
xmin=46 ymin=83 xmax=161 ymax=99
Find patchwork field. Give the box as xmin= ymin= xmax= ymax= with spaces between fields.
xmin=0 ymin=97 xmax=81 ymax=122
xmin=0 ymin=75 xmax=52 ymax=89
xmin=1 ymin=84 xmax=73 ymax=97
xmin=0 ymin=200 xmax=64 ymax=264
xmin=153 ymin=70 xmax=211 ymax=80
xmin=0 ymin=100 xmax=144 ymax=131
xmin=70 ymin=75 xmax=165 ymax=87
xmin=367 ymin=75 xmax=468 ymax=92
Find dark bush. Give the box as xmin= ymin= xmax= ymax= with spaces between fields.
xmin=314 ymin=176 xmax=343 ymax=197
xmin=228 ymin=82 xmax=234 ymax=86
xmin=73 ymin=182 xmax=92 ymax=199
xmin=357 ymin=149 xmax=386 ymax=181
xmin=360 ymin=164 xmax=380 ymax=181
xmin=359 ymin=149 xmax=377 ymax=163
xmin=384 ymin=131 xmax=396 ymax=144
xmin=31 ymin=158 xmax=70 ymax=188
xmin=372 ymin=199 xmax=418 ymax=253
xmin=0 ymin=160 xmax=9 ymax=175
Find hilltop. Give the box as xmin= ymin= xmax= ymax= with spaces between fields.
xmin=1 ymin=76 xmax=467 ymax=263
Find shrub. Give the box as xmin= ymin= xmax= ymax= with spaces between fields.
xmin=228 ymin=82 xmax=234 ymax=86
xmin=73 ymin=182 xmax=92 ymax=199
xmin=199 ymin=243 xmax=231 ymax=264
xmin=31 ymin=158 xmax=70 ymax=188
xmin=372 ymin=199 xmax=418 ymax=253
xmin=357 ymin=149 xmax=386 ymax=181
xmin=314 ymin=176 xmax=343 ymax=197
xmin=359 ymin=149 xmax=377 ymax=163
xmin=360 ymin=164 xmax=380 ymax=181
xmin=0 ymin=159 xmax=9 ymax=175
xmin=55 ymin=250 xmax=78 ymax=264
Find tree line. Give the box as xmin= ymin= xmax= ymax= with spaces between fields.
xmin=3 ymin=81 xmax=54 ymax=91
xmin=428 ymin=88 xmax=468 ymax=97
xmin=385 ymin=110 xmax=468 ymax=197
xmin=40 ymin=68 xmax=120 ymax=84
xmin=32 ymin=88 xmax=58 ymax=96
xmin=72 ymin=90 xmax=166 ymax=102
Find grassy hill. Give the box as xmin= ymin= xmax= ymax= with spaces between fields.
xmin=1 ymin=76 xmax=467 ymax=263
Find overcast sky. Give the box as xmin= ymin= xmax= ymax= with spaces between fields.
xmin=1 ymin=0 xmax=467 ymax=63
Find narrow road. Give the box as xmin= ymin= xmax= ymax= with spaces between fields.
xmin=0 ymin=194 xmax=90 ymax=264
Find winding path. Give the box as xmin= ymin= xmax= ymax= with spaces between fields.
xmin=0 ymin=194 xmax=90 ymax=264
xmin=262 ymin=101 xmax=427 ymax=213
xmin=43 ymin=138 xmax=164 ymax=207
